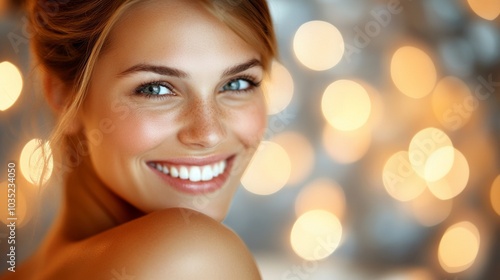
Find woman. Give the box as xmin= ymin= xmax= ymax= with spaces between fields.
xmin=2 ymin=0 xmax=276 ymax=279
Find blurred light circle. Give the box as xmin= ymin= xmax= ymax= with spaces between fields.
xmin=466 ymin=0 xmax=500 ymax=20
xmin=424 ymin=146 xmax=455 ymax=182
xmin=410 ymin=189 xmax=452 ymax=227
xmin=357 ymin=80 xmax=384 ymax=130
xmin=322 ymin=124 xmax=371 ymax=164
xmin=241 ymin=141 xmax=291 ymax=195
xmin=0 ymin=61 xmax=23 ymax=111
xmin=390 ymin=46 xmax=437 ymax=99
xmin=382 ymin=151 xmax=427 ymax=201
xmin=438 ymin=221 xmax=480 ymax=273
xmin=432 ymin=76 xmax=474 ymax=131
xmin=321 ymin=80 xmax=372 ymax=131
xmin=408 ymin=127 xmax=454 ymax=182
xmin=263 ymin=61 xmax=294 ymax=115
xmin=290 ymin=210 xmax=342 ymax=261
xmin=489 ymin=175 xmax=500 ymax=216
xmin=20 ymin=139 xmax=54 ymax=185
xmin=295 ymin=178 xmax=346 ymax=220
xmin=427 ymin=148 xmax=469 ymax=200
xmin=271 ymin=132 xmax=314 ymax=186
xmin=293 ymin=20 xmax=344 ymax=71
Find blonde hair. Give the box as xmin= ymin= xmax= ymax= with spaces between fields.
xmin=28 ymin=0 xmax=277 ymax=178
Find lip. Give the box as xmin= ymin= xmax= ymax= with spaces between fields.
xmin=147 ymin=154 xmax=235 ymax=195
xmin=149 ymin=153 xmax=232 ymax=166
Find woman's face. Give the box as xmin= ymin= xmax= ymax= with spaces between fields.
xmin=80 ymin=0 xmax=266 ymax=221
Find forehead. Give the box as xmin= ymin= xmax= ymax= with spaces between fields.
xmin=101 ymin=0 xmax=260 ymax=73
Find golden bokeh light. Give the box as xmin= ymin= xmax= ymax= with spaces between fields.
xmin=322 ymin=124 xmax=371 ymax=164
xmin=241 ymin=141 xmax=291 ymax=195
xmin=427 ymin=148 xmax=469 ymax=200
xmin=294 ymin=178 xmax=346 ymax=220
xmin=410 ymin=189 xmax=452 ymax=227
xmin=263 ymin=61 xmax=294 ymax=115
xmin=424 ymin=146 xmax=455 ymax=182
xmin=408 ymin=127 xmax=454 ymax=182
xmin=432 ymin=76 xmax=473 ymax=131
xmin=271 ymin=132 xmax=314 ymax=186
xmin=20 ymin=139 xmax=54 ymax=185
xmin=290 ymin=210 xmax=342 ymax=261
xmin=438 ymin=221 xmax=480 ymax=273
xmin=321 ymin=80 xmax=372 ymax=131
xmin=0 ymin=61 xmax=23 ymax=111
xmin=382 ymin=151 xmax=427 ymax=201
xmin=390 ymin=46 xmax=437 ymax=99
xmin=467 ymin=0 xmax=500 ymax=20
xmin=489 ymin=175 xmax=500 ymax=216
xmin=357 ymin=80 xmax=384 ymax=130
xmin=293 ymin=20 xmax=344 ymax=71
xmin=0 ymin=181 xmax=31 ymax=227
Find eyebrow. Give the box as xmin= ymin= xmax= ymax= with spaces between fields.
xmin=118 ymin=64 xmax=188 ymax=78
xmin=221 ymin=59 xmax=262 ymax=78
xmin=117 ymin=58 xmax=262 ymax=79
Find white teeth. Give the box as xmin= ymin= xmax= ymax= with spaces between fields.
xmin=179 ymin=166 xmax=189 ymax=179
xmin=153 ymin=159 xmax=227 ymax=181
xmin=189 ymin=166 xmax=201 ymax=182
xmin=201 ymin=165 xmax=213 ymax=181
xmin=156 ymin=164 xmax=163 ymax=172
xmin=171 ymin=166 xmax=179 ymax=178
xmin=212 ymin=163 xmax=219 ymax=177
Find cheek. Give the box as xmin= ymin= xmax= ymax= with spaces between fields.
xmin=106 ymin=114 xmax=160 ymax=155
xmin=112 ymin=115 xmax=180 ymax=159
xmin=230 ymin=100 xmax=267 ymax=148
xmin=82 ymin=99 xmax=174 ymax=158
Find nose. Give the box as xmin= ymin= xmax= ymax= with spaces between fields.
xmin=177 ymin=98 xmax=226 ymax=149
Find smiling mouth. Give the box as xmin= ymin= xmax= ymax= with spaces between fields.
xmin=147 ymin=156 xmax=234 ymax=194
xmin=149 ymin=159 xmax=227 ymax=182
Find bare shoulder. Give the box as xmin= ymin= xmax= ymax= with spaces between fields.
xmin=43 ymin=208 xmax=261 ymax=280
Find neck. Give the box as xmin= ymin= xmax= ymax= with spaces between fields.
xmin=58 ymin=156 xmax=143 ymax=241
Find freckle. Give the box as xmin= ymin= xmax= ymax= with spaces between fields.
xmin=189 ymin=99 xmax=223 ymax=137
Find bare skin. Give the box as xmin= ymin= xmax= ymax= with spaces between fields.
xmin=5 ymin=159 xmax=260 ymax=279
xmin=1 ymin=1 xmax=265 ymax=279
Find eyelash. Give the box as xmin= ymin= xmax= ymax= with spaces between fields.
xmin=134 ymin=81 xmax=174 ymax=100
xmin=134 ymin=75 xmax=262 ymax=100
xmin=222 ymin=75 xmax=262 ymax=94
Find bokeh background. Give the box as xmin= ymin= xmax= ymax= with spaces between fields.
xmin=1 ymin=0 xmax=499 ymax=279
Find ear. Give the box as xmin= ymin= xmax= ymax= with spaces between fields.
xmin=43 ymin=72 xmax=68 ymax=112
xmin=43 ymin=72 xmax=82 ymax=134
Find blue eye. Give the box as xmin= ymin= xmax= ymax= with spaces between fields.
xmin=136 ymin=82 xmax=173 ymax=97
xmin=221 ymin=79 xmax=254 ymax=92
